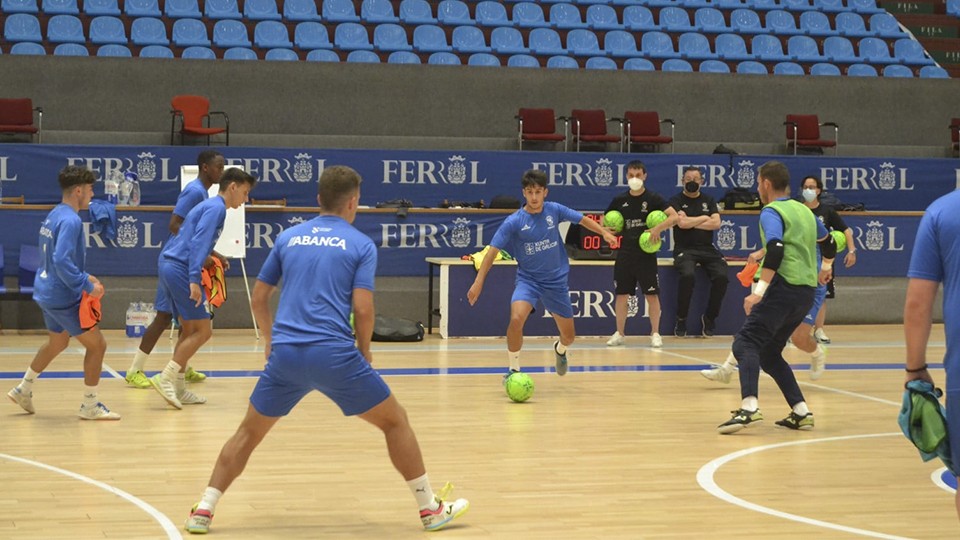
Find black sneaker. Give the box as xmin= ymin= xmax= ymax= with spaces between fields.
xmin=775 ymin=412 xmax=814 ymax=430
xmin=701 ymin=315 xmax=716 ymax=337
xmin=717 ymin=408 xmax=763 ymax=434
xmin=674 ymin=318 xmax=687 ymax=337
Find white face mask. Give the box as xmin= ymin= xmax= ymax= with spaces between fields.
xmin=802 ymin=188 xmax=817 ymax=202
xmin=628 ymin=177 xmax=644 ymax=191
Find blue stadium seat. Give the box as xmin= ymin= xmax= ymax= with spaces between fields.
xmin=780 ymin=0 xmax=811 ymax=11
xmin=834 ymin=12 xmax=871 ymax=38
xmin=294 ymin=22 xmax=332 ymax=49
xmin=823 ymin=36 xmax=857 ymax=63
xmin=413 ymin=25 xmax=450 ymax=52
xmin=694 ymin=8 xmax=726 ymax=33
xmin=773 ymin=61 xmax=804 ymax=74
xmin=546 ymin=55 xmax=578 ymax=68
xmin=566 ymin=28 xmax=601 ymax=56
xmin=54 ymin=42 xmax=88 ymax=55
xmin=848 ymin=0 xmax=883 ymax=14
xmin=438 ymin=0 xmax=474 ymax=26
xmin=699 ymin=59 xmax=730 ymax=73
xmin=736 ymin=60 xmax=767 ymax=74
xmin=713 ymin=0 xmax=744 ymax=8
xmin=468 ymin=52 xmax=500 ymax=66
xmin=530 ymin=27 xmax=566 ymax=55
xmin=347 ymin=50 xmax=381 ymax=62
xmin=623 ymin=57 xmax=655 ymax=71
xmin=83 ymin=0 xmax=119 ymax=16
xmin=205 ymin=0 xmax=241 ymax=20
xmin=41 ymin=0 xmax=77 ymax=15
xmin=585 ymin=56 xmax=617 ymax=69
xmin=730 ymin=9 xmax=764 ymax=34
xmin=491 ymin=27 xmax=527 ymax=54
xmin=4 ymin=13 xmax=42 ymax=42
xmin=894 ymin=38 xmax=934 ymax=65
xmin=787 ymin=35 xmax=823 ymax=62
xmin=678 ymin=32 xmax=713 ymax=60
xmin=858 ymin=37 xmax=895 ymax=64
xmin=97 ymin=43 xmax=131 ymax=56
xmin=428 ymin=51 xmax=461 ymax=64
xmin=513 ymin=2 xmax=548 ymax=28
xmin=306 ymin=48 xmax=340 ymax=61
xmin=139 ymin=44 xmax=174 ymax=57
xmin=507 ymin=54 xmax=540 ymax=67
xmin=661 ymin=58 xmax=693 ymax=72
xmin=948 ymin=0 xmax=960 ymax=17
xmin=181 ymin=46 xmax=216 ymax=59
xmin=254 ymin=20 xmax=292 ymax=49
xmin=1 ymin=0 xmax=37 ymax=14
xmin=745 ymin=0 xmax=777 ymax=11
xmin=810 ymin=62 xmax=841 ymax=75
xmin=550 ymin=3 xmax=586 ymax=29
xmin=388 ymin=50 xmax=421 ymax=63
xmin=642 ymin=31 xmax=680 ymax=59
xmin=813 ymin=0 xmax=844 ymax=11
xmin=131 ymin=17 xmax=168 ymax=46
xmin=265 ymin=48 xmax=298 ymax=60
xmin=883 ymin=64 xmax=913 ymax=77
xmin=172 ymin=19 xmax=211 ymax=47
xmin=46 ymin=14 xmax=84 ymax=43
xmin=751 ymin=34 xmax=791 ymax=61
xmin=213 ymin=20 xmax=250 ymax=48
xmin=11 ymin=41 xmax=45 ymax=53
xmin=165 ymin=0 xmax=200 ymax=19
xmin=847 ymin=62 xmax=877 ymax=76
xmin=715 ymin=33 xmax=751 ymax=61
xmin=919 ymin=65 xmax=949 ymax=78
xmin=799 ymin=11 xmax=832 ymax=37
xmin=622 ymin=6 xmax=656 ymax=31
xmin=89 ymin=16 xmax=126 ymax=45
xmin=869 ymin=13 xmax=906 ymax=38
xmin=244 ymin=0 xmax=280 ymax=21
xmin=223 ymin=46 xmax=257 ymax=59
xmin=765 ymin=10 xmax=801 ymax=35
xmin=476 ymin=1 xmax=511 ymax=27
xmin=335 ymin=22 xmax=374 ymax=50
xmin=124 ymin=0 xmax=159 ymax=17
xmin=586 ymin=5 xmax=620 ymax=30
xmin=604 ymin=30 xmax=639 ymax=58
xmin=374 ymin=23 xmax=412 ymax=51
xmin=324 ymin=0 xmax=360 ymax=22
xmin=452 ymin=25 xmax=490 ymax=53
xmin=399 ymin=0 xmax=436 ymax=25
xmin=572 ymin=0 xmax=610 ymax=4
xmin=361 ymin=0 xmax=398 ymax=24
xmin=283 ymin=0 xmax=319 ymax=22
xmin=659 ymin=6 xmax=693 ymax=32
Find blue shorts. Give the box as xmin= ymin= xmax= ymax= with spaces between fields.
xmin=153 ymin=280 xmax=176 ymax=317
xmin=249 ymin=343 xmax=391 ymax=417
xmin=158 ymin=260 xmax=209 ymax=321
xmin=802 ymin=283 xmax=827 ymax=326
xmin=512 ymin=278 xmax=574 ymax=319
xmin=949 ymin=389 xmax=960 ymax=476
xmin=38 ymin=301 xmax=87 ymax=337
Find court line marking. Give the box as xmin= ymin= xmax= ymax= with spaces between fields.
xmin=931 ymin=467 xmax=957 ymax=494
xmin=101 ymin=361 xmax=123 ymax=380
xmin=696 ymin=433 xmax=914 ymax=540
xmin=0 ymin=452 xmax=182 ymax=539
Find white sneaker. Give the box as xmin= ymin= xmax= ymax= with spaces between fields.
xmin=810 ymin=345 xmax=827 ymax=381
xmin=420 ymin=483 xmax=469 ymax=532
xmin=8 ymin=386 xmax=35 ymax=414
xmin=606 ymin=332 xmax=624 ymax=347
xmin=78 ymin=402 xmax=121 ymax=420
xmin=177 ymin=388 xmax=207 ymax=405
xmin=700 ymin=364 xmax=735 ymax=384
xmin=814 ymin=328 xmax=831 ymax=344
xmin=150 ymin=374 xmax=183 ymax=409
xmin=650 ymin=333 xmax=662 ymax=348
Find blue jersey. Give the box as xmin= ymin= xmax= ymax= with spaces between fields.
xmin=160 ymin=195 xmax=226 ymax=285
xmin=174 ymin=179 xmax=209 ymax=220
xmin=33 ymin=204 xmax=95 ymax=308
xmin=491 ymin=201 xmax=583 ymax=285
xmin=908 ymin=190 xmax=960 ymax=386
xmin=258 ymin=215 xmax=377 ymax=347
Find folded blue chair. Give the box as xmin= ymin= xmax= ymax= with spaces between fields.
xmin=452 ymin=25 xmax=490 ymax=53
xmin=810 ymin=62 xmax=841 ymax=75
xmin=834 ymin=12 xmax=871 ymax=38
xmin=283 ymin=0 xmax=320 ymax=22
xmin=10 ymin=42 xmax=46 ymax=54
xmin=476 ymin=1 xmax=511 ymax=27
xmin=694 ymin=8 xmax=726 ymax=33
xmin=849 ymin=0 xmax=884 ymax=14
xmin=736 ymin=60 xmax=767 ymax=74
xmin=83 ymin=0 xmax=119 ymax=16
xmin=513 ymin=2 xmax=548 ymax=28
xmin=799 ymin=11 xmax=832 ymax=37
xmin=751 ymin=34 xmax=791 ymax=62
xmin=347 ymin=50 xmax=381 ymax=62
xmin=699 ymin=59 xmax=730 ymax=73
xmin=623 ymin=57 xmax=655 ymax=71
xmin=773 ymin=61 xmax=804 ymax=75
xmin=438 ymin=0 xmax=474 ymax=26
xmin=882 ymin=64 xmax=913 ymax=77
xmin=374 ymin=23 xmax=412 ymax=51
xmin=678 ymin=32 xmax=713 ymax=60
xmin=335 ymin=22 xmax=374 ymax=50
xmin=4 ymin=13 xmax=42 ymax=42
xmin=361 ymin=0 xmax=398 ymax=23
xmin=399 ymin=0 xmax=436 ymax=25
xmin=97 ymin=43 xmax=131 ymax=56
xmin=507 ymin=54 xmax=540 ymax=67
xmin=787 ymin=35 xmax=823 ymax=62
xmin=468 ymin=52 xmax=500 ymax=66
xmin=254 ymin=20 xmax=292 ymax=49
xmin=205 ymin=0 xmax=241 ymax=20
xmin=566 ymin=28 xmax=602 ymax=56
xmin=858 ymin=36 xmax=895 ymax=64
xmin=294 ymin=22 xmax=332 ymax=50
xmin=125 ymin=0 xmax=159 ymax=17
xmin=491 ymin=26 xmax=527 ymax=54
xmin=324 ymin=0 xmax=360 ymax=22
xmin=730 ymin=9 xmax=764 ymax=34
xmin=41 ymin=0 xmax=77 ymax=14
xmin=412 ymin=24 xmax=450 ymax=53
xmin=659 ymin=6 xmax=693 ymax=32
xmin=130 ymin=17 xmax=168 ymax=45
xmin=245 ymin=0 xmax=281 ymax=21
xmin=550 ymin=3 xmax=586 ymax=29
xmin=428 ymin=51 xmax=461 ymax=64
xmin=1 ymin=0 xmax=38 ymax=14
xmin=765 ymin=10 xmax=802 ymax=35
xmin=265 ymin=48 xmax=298 ymax=60
xmin=823 ymin=35 xmax=856 ymax=63
xmin=54 ymin=42 xmax=88 ymax=55
xmin=869 ymin=13 xmax=906 ymax=38
xmin=661 ymin=58 xmax=693 ymax=72
xmin=846 ymin=63 xmax=877 ymax=76
xmin=172 ymin=18 xmax=211 ymax=47
xmin=213 ymin=19 xmax=251 ymax=48
xmin=165 ymin=0 xmax=200 ymax=19
xmin=894 ymin=38 xmax=934 ymax=66
xmin=139 ymin=44 xmax=174 ymax=57
xmin=642 ymin=31 xmax=680 ymax=59
xmin=622 ymin=5 xmax=656 ymax=31
xmin=223 ymin=46 xmax=257 ymax=59
xmin=585 ymin=56 xmax=617 ymax=69
xmin=388 ymin=50 xmax=421 ymax=63
xmin=604 ymin=30 xmax=639 ymax=58
xmin=546 ymin=55 xmax=578 ymax=68
xmin=813 ymin=0 xmax=844 ymax=11
xmin=306 ymin=48 xmax=340 ymax=61
xmin=586 ymin=4 xmax=620 ymax=31
xmin=919 ymin=65 xmax=949 ymax=78
xmin=716 ymin=33 xmax=752 ymax=61
xmin=46 ymin=14 xmax=84 ymax=43
xmin=181 ymin=46 xmax=216 ymax=59
xmin=529 ymin=27 xmax=566 ymax=55
xmin=89 ymin=15 xmax=126 ymax=45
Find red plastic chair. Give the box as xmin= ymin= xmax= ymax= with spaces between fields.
xmin=170 ymin=95 xmax=230 ymax=146
xmin=568 ymin=109 xmax=620 ymax=152
xmin=784 ymin=114 xmax=838 ymax=155
xmin=619 ymin=111 xmax=674 ymax=153
xmin=0 ymin=98 xmax=43 ymax=143
xmin=516 ymin=108 xmax=565 ymax=150
xmin=950 ymin=118 xmax=959 ymax=157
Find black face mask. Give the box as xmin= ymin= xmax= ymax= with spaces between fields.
xmin=685 ymin=181 xmax=700 ymax=193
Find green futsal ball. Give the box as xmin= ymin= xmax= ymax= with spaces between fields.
xmin=639 ymin=231 xmax=661 ymax=254
xmin=646 ymin=210 xmax=668 ymax=229
xmin=830 ymin=230 xmax=847 ymax=253
xmin=602 ymin=210 xmax=625 ymax=233
xmin=505 ymin=372 xmax=535 ymax=403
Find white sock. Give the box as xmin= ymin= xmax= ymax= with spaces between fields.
xmin=793 ymin=401 xmax=810 ymax=416
xmin=130 ymin=350 xmax=149 ymax=372
xmin=83 ymin=384 xmax=98 ymax=407
xmin=19 ymin=368 xmax=39 ymax=392
xmin=508 ymin=351 xmax=520 ymax=372
xmin=162 ymin=360 xmax=180 ymax=380
xmin=555 ymin=341 xmax=567 ymax=355
xmin=722 ymin=352 xmax=738 ymax=370
xmin=813 ymin=344 xmax=825 ymax=358
xmin=176 ymin=372 xmax=186 ymax=393
xmin=741 ymin=396 xmax=758 ymax=411
xmin=406 ymin=473 xmax=436 ymax=509
xmin=197 ymin=486 xmax=223 ymax=513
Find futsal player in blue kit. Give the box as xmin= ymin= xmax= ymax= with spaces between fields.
xmin=150 ymin=168 xmax=257 ymax=409
xmin=904 ymin=189 xmax=960 ymax=521
xmin=467 ymin=169 xmax=618 ymax=378
xmin=185 ymin=166 xmax=469 ymax=534
xmin=7 ymin=165 xmax=120 ymax=420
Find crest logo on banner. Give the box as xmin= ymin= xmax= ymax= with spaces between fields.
xmin=116 ymin=216 xmax=139 ymax=248
xmin=864 ymin=220 xmax=885 ymax=251
xmin=594 ymin=158 xmax=614 ymax=187
xmin=289 ymin=216 xmax=306 ymax=225
xmin=735 ymin=160 xmax=756 ymax=188
xmin=447 ymin=156 xmax=467 ymax=185
xmin=877 ymin=162 xmax=897 ymax=190
xmin=136 ymin=152 xmax=157 ymax=182
xmin=716 ymin=220 xmax=737 ymax=251
xmin=293 ymin=153 xmax=313 ymax=183
xmin=450 ymin=218 xmax=472 ymax=248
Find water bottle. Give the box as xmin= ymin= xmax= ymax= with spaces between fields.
xmin=126 ymin=171 xmax=141 ymax=207
xmin=125 ymin=302 xmax=137 ymax=337
xmin=118 ymin=177 xmax=131 ymax=206
xmin=104 ymin=171 xmax=120 ymax=205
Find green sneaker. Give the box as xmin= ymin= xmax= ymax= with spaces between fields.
xmin=775 ymin=412 xmax=814 ymax=430
xmin=184 ymin=366 xmax=207 ymax=383
xmin=717 ymin=408 xmax=763 ymax=435
xmin=124 ymin=370 xmax=152 ymax=389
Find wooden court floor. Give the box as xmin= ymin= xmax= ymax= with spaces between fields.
xmin=0 ymin=325 xmax=956 ymax=539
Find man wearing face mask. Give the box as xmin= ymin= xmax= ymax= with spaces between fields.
xmin=605 ymin=160 xmax=678 ymax=348
xmin=668 ymin=166 xmax=728 ymax=337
